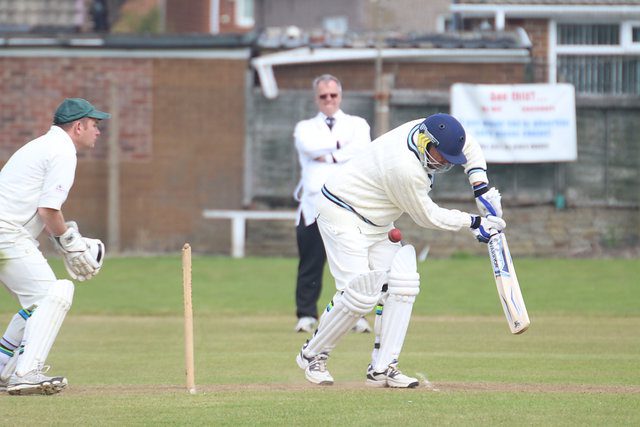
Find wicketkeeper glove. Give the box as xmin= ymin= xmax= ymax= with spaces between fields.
xmin=473 ymin=183 xmax=503 ymax=218
xmin=470 ymin=215 xmax=506 ymax=244
xmin=52 ymin=222 xmax=105 ymax=282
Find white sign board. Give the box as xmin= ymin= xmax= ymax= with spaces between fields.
xmin=451 ymin=83 xmax=577 ymax=163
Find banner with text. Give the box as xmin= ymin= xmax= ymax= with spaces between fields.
xmin=451 ymin=83 xmax=577 ymax=163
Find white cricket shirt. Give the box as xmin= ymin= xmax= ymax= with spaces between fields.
xmin=293 ymin=109 xmax=371 ymax=226
xmin=319 ymin=119 xmax=488 ymax=233
xmin=0 ymin=126 xmax=77 ymax=237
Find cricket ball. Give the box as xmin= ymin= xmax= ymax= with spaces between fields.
xmin=388 ymin=228 xmax=402 ymax=243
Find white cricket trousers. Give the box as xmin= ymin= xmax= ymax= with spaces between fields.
xmin=316 ymin=199 xmax=401 ymax=292
xmin=0 ymin=233 xmax=57 ymax=308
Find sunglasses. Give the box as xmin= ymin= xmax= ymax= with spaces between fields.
xmin=318 ymin=93 xmax=339 ymax=100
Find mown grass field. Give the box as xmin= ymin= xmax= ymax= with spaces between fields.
xmin=0 ymin=255 xmax=638 ymax=425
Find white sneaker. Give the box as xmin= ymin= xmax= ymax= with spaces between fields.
xmin=366 ymin=363 xmax=419 ymax=388
xmin=296 ymin=347 xmax=334 ymax=385
xmin=351 ymin=317 xmax=372 ymax=333
xmin=294 ymin=316 xmax=317 ymax=333
xmin=7 ymin=366 xmax=68 ymax=396
xmin=0 ymin=377 xmax=7 ymax=393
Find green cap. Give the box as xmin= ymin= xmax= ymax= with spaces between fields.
xmin=53 ymin=98 xmax=111 ymax=125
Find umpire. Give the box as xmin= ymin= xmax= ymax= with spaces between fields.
xmin=292 ymin=74 xmax=371 ymax=333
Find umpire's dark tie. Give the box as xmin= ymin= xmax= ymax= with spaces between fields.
xmin=325 ymin=116 xmax=335 ymax=130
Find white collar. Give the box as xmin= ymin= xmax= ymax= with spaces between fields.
xmin=50 ymin=125 xmax=77 ymax=153
xmin=318 ymin=110 xmax=344 ymax=121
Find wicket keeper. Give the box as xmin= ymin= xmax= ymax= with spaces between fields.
xmin=0 ymin=98 xmax=108 ymax=395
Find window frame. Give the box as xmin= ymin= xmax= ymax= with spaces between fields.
xmin=235 ymin=0 xmax=254 ymax=29
xmin=621 ymin=21 xmax=640 ymax=50
xmin=549 ymin=20 xmax=640 ymax=94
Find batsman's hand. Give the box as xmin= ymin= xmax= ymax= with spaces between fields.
xmin=474 ymin=183 xmax=503 ymax=218
xmin=52 ymin=224 xmax=104 ymax=282
xmin=470 ymin=215 xmax=506 ymax=244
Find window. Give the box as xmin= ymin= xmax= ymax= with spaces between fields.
xmin=553 ymin=22 xmax=640 ymax=95
xmin=323 ymin=16 xmax=348 ymax=35
xmin=235 ymin=0 xmax=254 ymax=28
xmin=557 ymin=55 xmax=640 ymax=95
xmin=558 ymin=24 xmax=619 ymax=45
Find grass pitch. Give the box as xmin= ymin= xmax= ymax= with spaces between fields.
xmin=0 ymin=255 xmax=638 ymax=425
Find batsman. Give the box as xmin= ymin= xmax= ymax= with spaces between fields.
xmin=296 ymin=113 xmax=504 ymax=387
xmin=0 ymin=98 xmax=108 ymax=395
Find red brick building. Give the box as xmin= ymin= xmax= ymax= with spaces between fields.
xmin=0 ymin=34 xmax=250 ymax=253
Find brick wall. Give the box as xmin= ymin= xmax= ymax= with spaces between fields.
xmin=0 ymin=55 xmax=247 ymax=254
xmin=0 ymin=57 xmax=151 ymax=161
xmin=507 ymin=18 xmax=549 ymax=82
xmin=274 ymin=60 xmax=526 ymax=91
xmin=165 ymin=0 xmax=210 ymax=33
xmin=218 ymin=0 xmax=252 ymax=33
xmin=165 ymin=0 xmax=253 ymax=34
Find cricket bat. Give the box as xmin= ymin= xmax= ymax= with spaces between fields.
xmin=487 ymin=232 xmax=530 ymax=334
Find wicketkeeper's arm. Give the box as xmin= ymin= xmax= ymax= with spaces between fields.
xmin=37 ymin=207 xmax=68 ymax=236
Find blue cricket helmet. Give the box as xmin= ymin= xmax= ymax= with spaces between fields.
xmin=418 ymin=113 xmax=467 ymax=164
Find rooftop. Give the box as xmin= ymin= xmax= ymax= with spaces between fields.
xmin=0 ymin=27 xmax=531 ymax=51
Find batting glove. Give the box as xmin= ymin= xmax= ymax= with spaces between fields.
xmin=473 ymin=183 xmax=503 ymax=218
xmin=470 ymin=215 xmax=506 ymax=243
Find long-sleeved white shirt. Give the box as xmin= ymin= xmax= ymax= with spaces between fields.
xmin=319 ymin=119 xmax=488 ymax=233
xmin=294 ymin=109 xmax=371 ymax=226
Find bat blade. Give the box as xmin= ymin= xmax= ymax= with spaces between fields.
xmin=487 ymin=233 xmax=530 ymax=334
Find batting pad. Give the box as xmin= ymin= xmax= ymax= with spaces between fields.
xmin=16 ymin=280 xmax=74 ymax=376
xmin=372 ymin=245 xmax=420 ymax=372
xmin=304 ymin=270 xmax=386 ymax=357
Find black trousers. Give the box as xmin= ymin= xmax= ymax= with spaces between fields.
xmin=295 ymin=216 xmax=327 ymax=319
